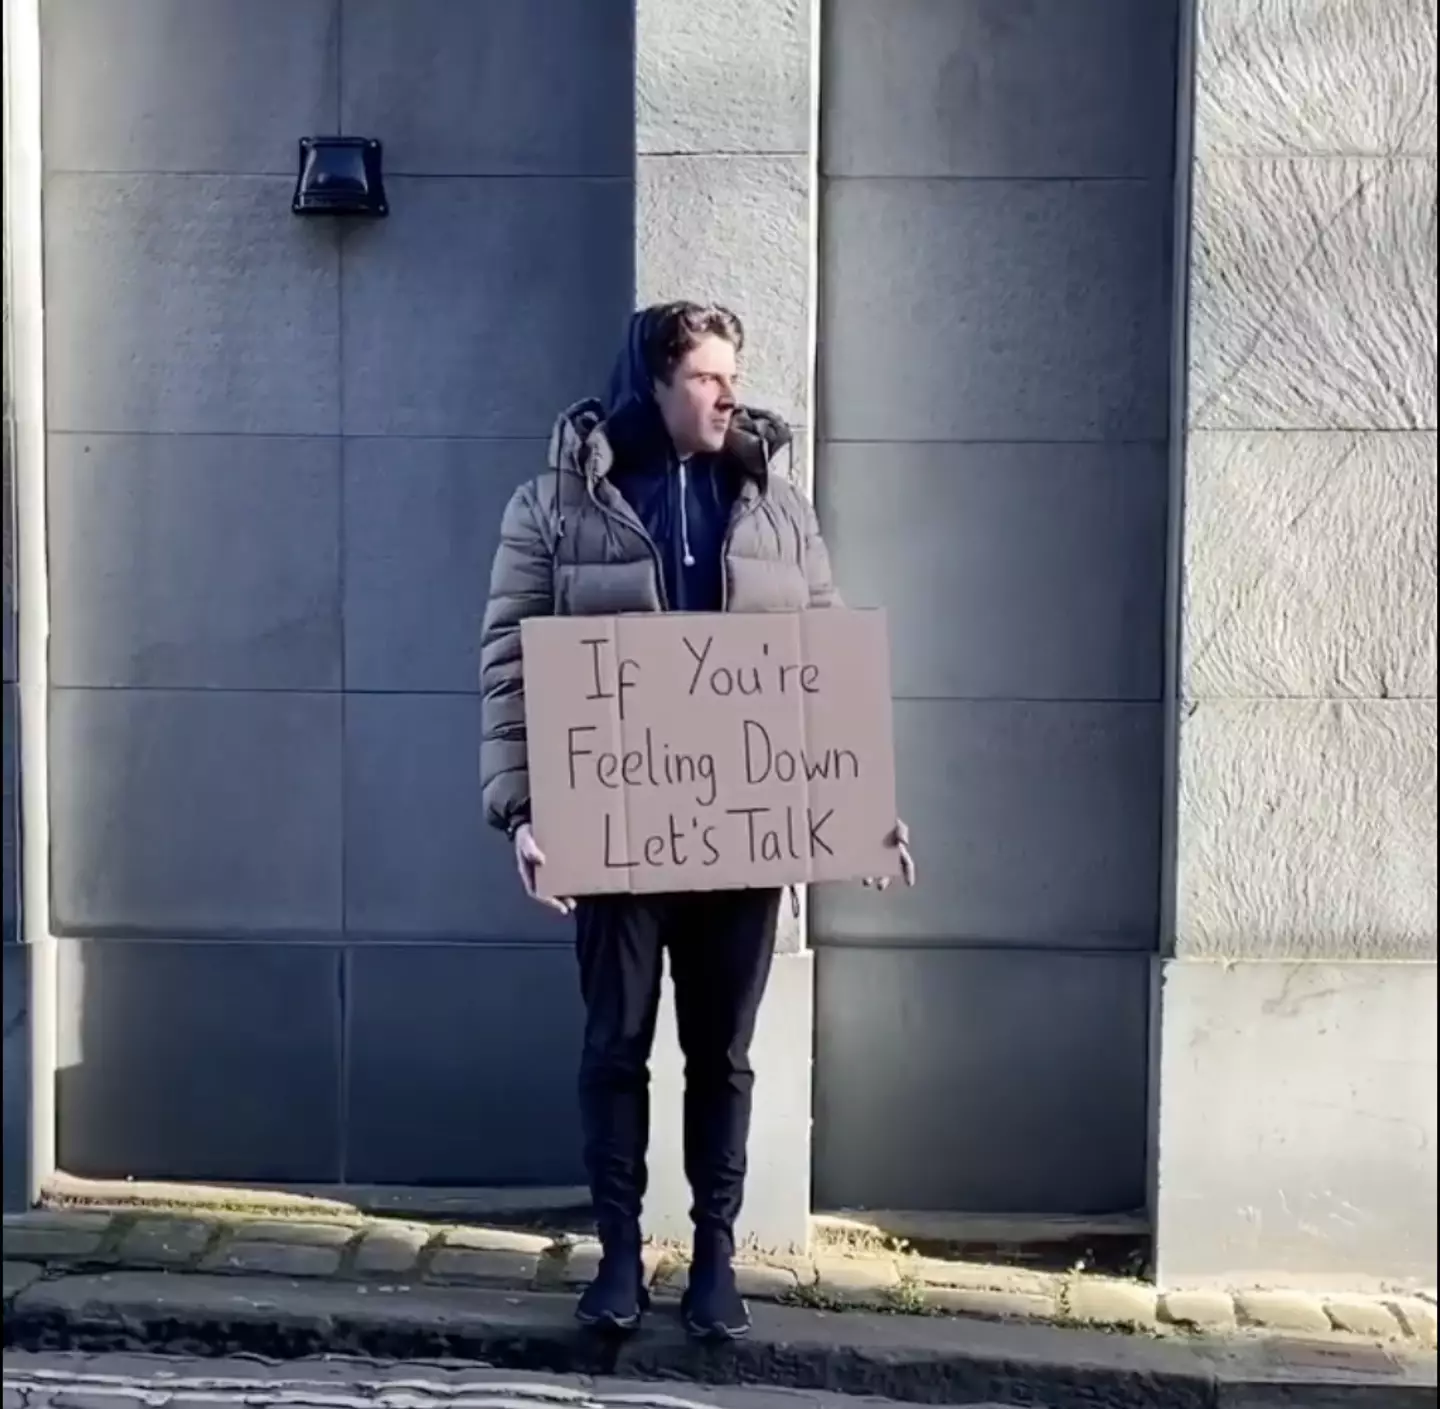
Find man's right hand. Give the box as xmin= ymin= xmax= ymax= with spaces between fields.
xmin=513 ymin=823 xmax=575 ymax=915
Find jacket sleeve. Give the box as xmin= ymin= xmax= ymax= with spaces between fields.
xmin=801 ymin=492 xmax=843 ymax=609
xmin=480 ymin=481 xmax=553 ymax=835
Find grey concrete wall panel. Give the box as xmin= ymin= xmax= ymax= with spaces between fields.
xmin=812 ymin=700 xmax=1163 ymax=948
xmin=343 ymin=436 xmax=540 ymax=694
xmin=823 ymin=0 xmax=1179 ymax=180
xmin=1176 ymin=699 xmax=1437 ymax=962
xmin=342 ymin=0 xmax=631 ymax=177
xmin=1155 ymin=958 xmax=1438 ymax=1291
xmin=344 ymin=942 xmax=584 ymax=1185
xmin=40 ymin=0 xmax=339 ymax=175
xmin=813 ymin=946 xmax=1149 ymax=1213
xmin=341 ymin=178 xmax=631 ymax=438
xmin=820 ymin=178 xmax=1173 ymax=443
xmin=638 ymin=156 xmax=808 ymax=424
xmin=45 ymin=175 xmax=340 ymax=437
xmin=1195 ymin=0 xmax=1437 ymax=157
xmin=50 ymin=689 xmax=343 ymax=938
xmin=1188 ymin=156 xmax=1436 ymax=431
xmin=821 ymin=441 xmax=1169 ymax=701
xmin=2 ymin=409 xmax=13 ymax=683
xmin=343 ymin=693 xmax=567 ymax=942
xmin=2 ymin=944 xmax=26 ymax=1210
xmin=55 ymin=938 xmax=343 ymax=1182
xmin=637 ymin=0 xmax=809 ymax=156
xmin=48 ymin=434 xmax=342 ymax=691
xmin=3 ymin=243 xmax=13 ymax=684
xmin=2 ymin=686 xmax=16 ymax=945
xmin=2 ymin=527 xmax=12 ymax=688
xmin=1183 ymin=430 xmax=1438 ymax=701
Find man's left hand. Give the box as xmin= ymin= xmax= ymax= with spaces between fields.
xmin=863 ymin=818 xmax=916 ymax=891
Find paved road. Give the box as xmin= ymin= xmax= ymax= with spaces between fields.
xmin=3 ymin=1351 xmax=1022 ymax=1409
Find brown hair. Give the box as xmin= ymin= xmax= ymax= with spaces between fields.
xmin=641 ymin=301 xmax=744 ymax=386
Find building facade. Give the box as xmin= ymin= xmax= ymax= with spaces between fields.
xmin=3 ymin=0 xmax=1435 ymax=1289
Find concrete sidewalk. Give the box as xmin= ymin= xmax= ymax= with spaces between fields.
xmin=4 ymin=1207 xmax=1437 ymax=1407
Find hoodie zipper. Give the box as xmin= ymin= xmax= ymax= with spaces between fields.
xmin=581 ymin=451 xmax=764 ymax=615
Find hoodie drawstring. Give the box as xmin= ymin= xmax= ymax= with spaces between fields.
xmin=678 ymin=458 xmax=695 ymax=568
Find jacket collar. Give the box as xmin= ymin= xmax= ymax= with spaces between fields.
xmin=547 ymin=398 xmax=794 ymax=488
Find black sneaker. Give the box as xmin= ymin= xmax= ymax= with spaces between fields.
xmin=575 ymin=1254 xmax=650 ymax=1334
xmin=680 ymin=1258 xmax=751 ymax=1341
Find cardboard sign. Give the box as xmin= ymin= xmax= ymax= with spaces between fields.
xmin=521 ymin=609 xmax=901 ymax=897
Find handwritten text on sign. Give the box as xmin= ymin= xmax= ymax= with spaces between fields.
xmin=521 ymin=610 xmax=899 ymax=896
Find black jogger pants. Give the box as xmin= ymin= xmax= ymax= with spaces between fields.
xmin=574 ymin=888 xmax=781 ymax=1249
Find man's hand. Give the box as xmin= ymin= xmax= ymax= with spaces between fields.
xmin=862 ymin=818 xmax=916 ymax=892
xmin=513 ymin=823 xmax=575 ymax=914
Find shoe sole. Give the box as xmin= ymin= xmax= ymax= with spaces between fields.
xmin=575 ymin=1285 xmax=650 ymax=1335
xmin=575 ymin=1308 xmax=642 ymax=1334
xmin=681 ymin=1302 xmax=751 ymax=1343
xmin=682 ymin=1316 xmax=751 ymax=1342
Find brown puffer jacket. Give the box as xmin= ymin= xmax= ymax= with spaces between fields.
xmin=480 ymin=398 xmax=841 ymax=836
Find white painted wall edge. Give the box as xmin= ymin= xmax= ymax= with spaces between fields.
xmin=4 ymin=0 xmax=57 ymax=1207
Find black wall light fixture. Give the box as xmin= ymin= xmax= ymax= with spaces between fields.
xmin=292 ymin=136 xmax=388 ymax=217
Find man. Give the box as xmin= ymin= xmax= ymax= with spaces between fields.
xmin=480 ymin=302 xmax=913 ymax=1341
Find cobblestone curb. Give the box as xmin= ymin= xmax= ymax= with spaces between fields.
xmin=4 ymin=1207 xmax=1436 ymax=1352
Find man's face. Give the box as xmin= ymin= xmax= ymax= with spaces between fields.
xmin=653 ymin=334 xmax=738 ymax=456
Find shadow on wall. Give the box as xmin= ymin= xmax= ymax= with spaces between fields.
xmin=3 ymin=681 xmax=24 ymax=1210
xmin=51 ymin=935 xmax=590 ymax=1192
xmin=3 ymin=945 xmax=27 ymax=1210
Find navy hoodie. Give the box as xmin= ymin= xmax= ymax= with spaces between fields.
xmin=601 ymin=310 xmax=741 ymax=614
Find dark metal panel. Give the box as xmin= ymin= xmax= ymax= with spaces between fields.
xmin=339 ymin=178 xmax=631 ymax=439
xmin=55 ymin=938 xmax=344 ymax=1183
xmin=811 ymin=700 xmax=1164 ymax=949
xmin=343 ymin=437 xmax=542 ymax=695
xmin=344 ymin=942 xmax=585 ymax=1186
xmin=50 ymin=688 xmax=343 ymax=938
xmin=41 ymin=0 xmax=338 ymax=176
xmin=3 ymin=944 xmax=28 ymax=1208
xmin=813 ymin=0 xmax=1179 ymax=1216
xmin=341 ymin=0 xmax=632 ymax=178
xmin=820 ymin=441 xmax=1169 ymax=703
xmin=343 ymin=693 xmax=570 ymax=942
xmin=823 ymin=0 xmax=1180 ymax=180
xmin=819 ymin=177 xmax=1174 ymax=445
xmin=813 ymin=945 xmax=1151 ymax=1213
xmin=47 ymin=433 xmax=342 ymax=691
xmin=2 ymin=342 xmax=13 ymax=686
xmin=44 ymin=175 xmax=340 ymax=438
xmin=2 ymin=686 xmax=16 ymax=946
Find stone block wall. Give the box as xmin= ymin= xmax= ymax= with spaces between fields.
xmin=1157 ymin=0 xmax=1438 ymax=1289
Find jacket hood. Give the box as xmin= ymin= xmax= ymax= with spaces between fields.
xmin=603 ymin=308 xmax=657 ymax=419
xmin=548 ymin=309 xmax=795 ymax=484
